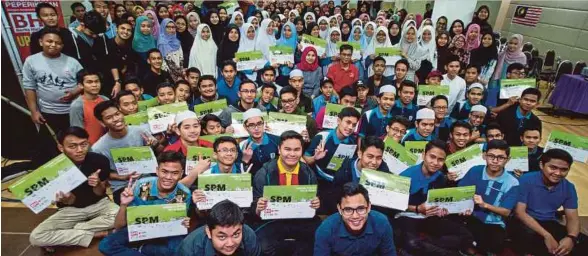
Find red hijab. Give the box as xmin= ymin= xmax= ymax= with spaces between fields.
xmin=297 ymin=47 xmax=319 ymax=71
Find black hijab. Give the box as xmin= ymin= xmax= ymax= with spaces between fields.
xmin=175 ymin=15 xmax=194 ymax=67
xmin=388 ymin=20 xmax=401 ymax=45
xmin=436 ymin=31 xmax=452 ymax=73
xmin=472 ymin=5 xmax=493 ymax=34
xmin=216 ymin=24 xmax=241 ymax=69
xmin=469 ymin=31 xmax=498 ymax=67
xmin=340 ymin=20 xmax=352 ymax=41
xmin=205 ymin=9 xmax=225 ymax=46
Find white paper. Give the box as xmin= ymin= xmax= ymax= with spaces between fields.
xmin=505 ymin=158 xmax=529 ymax=172
xmin=447 ymin=156 xmax=485 ymax=180
xmin=327 ymin=144 xmax=357 ymax=170
xmin=260 ymin=202 xmax=316 ymax=220
xmin=21 ymin=166 xmax=87 ymax=214
xmin=427 ymin=200 xmax=474 ymax=214
xmin=322 ymin=115 xmax=338 ymax=130
xmin=267 ymin=122 xmax=306 ymax=137
xmin=301 ymin=43 xmax=326 ymax=57
xmin=367 ymin=186 xmax=409 ymax=211
xmin=383 ymin=153 xmax=410 ymax=175
xmin=128 ymin=219 xmax=187 ymax=242
xmin=270 ymin=53 xmax=294 ymax=65
xmin=499 ymin=86 xmax=531 ymax=99
xmin=196 ymin=191 xmax=252 ymax=210
xmin=544 ymin=143 xmax=588 ymax=163
xmin=149 ymin=115 xmax=174 ymax=134
xmin=383 ymin=56 xmax=402 ymax=66
xmin=236 ymin=59 xmax=267 ymax=71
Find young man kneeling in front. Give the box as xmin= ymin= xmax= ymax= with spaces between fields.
xmin=314 ymin=183 xmax=396 ymax=256
xmin=178 ymin=200 xmax=261 ymax=256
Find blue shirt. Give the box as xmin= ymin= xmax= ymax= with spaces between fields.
xmin=312 ymin=94 xmax=339 ymax=118
xmin=390 ymin=99 xmax=417 ymax=123
xmin=400 ymin=163 xmax=446 ymax=206
xmin=359 ymin=107 xmax=392 ymax=138
xmin=458 ymin=165 xmax=519 ymax=227
xmin=130 ymin=177 xmax=192 ymax=210
xmin=177 ymin=224 xmax=261 ymax=256
xmin=217 ymin=76 xmax=242 ymax=106
xmin=433 ymin=116 xmax=455 ymax=142
xmin=305 ymin=130 xmax=357 ymax=181
xmin=401 ymin=128 xmax=434 ymax=145
xmin=314 ymin=210 xmax=397 ymax=256
xmin=210 ymin=163 xmax=240 ymax=174
xmin=517 ymin=171 xmax=578 ymax=221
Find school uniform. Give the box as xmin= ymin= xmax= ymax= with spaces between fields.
xmin=390 ymin=99 xmax=418 ymax=123
xmin=450 ymin=100 xmax=474 ymax=120
xmin=239 ymin=133 xmax=280 ymax=176
xmin=401 ymin=128 xmax=435 ymax=145
xmin=496 ymin=104 xmax=542 ymax=146
xmin=433 ymin=117 xmax=455 ymax=142
xmin=528 ymin=146 xmax=544 ymax=172
xmin=359 ymin=107 xmax=393 ymax=138
xmin=458 ymin=165 xmax=519 ymax=253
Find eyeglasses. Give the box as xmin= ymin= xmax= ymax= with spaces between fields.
xmin=433 ymin=106 xmax=448 ymax=110
xmin=216 ymin=148 xmax=237 ymax=154
xmin=486 ymin=154 xmax=508 ymax=162
xmin=240 ymin=90 xmax=256 ymax=94
xmin=390 ymin=127 xmax=407 ymax=134
xmin=486 ymin=134 xmax=503 ymax=139
xmin=245 ymin=121 xmax=264 ymax=130
xmin=281 ymin=98 xmax=296 ymax=105
xmin=341 ymin=206 xmax=368 ymax=216
xmin=470 ymin=114 xmax=485 ymax=120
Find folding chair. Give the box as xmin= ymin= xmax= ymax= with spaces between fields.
xmin=538 ymin=50 xmax=556 ymax=82
xmin=522 ymin=42 xmax=533 ymax=52
xmin=573 ymin=61 xmax=586 ymax=74
xmin=544 ymin=60 xmax=573 ymax=104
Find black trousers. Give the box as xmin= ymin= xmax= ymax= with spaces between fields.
xmin=394 ymin=216 xmax=474 ymax=256
xmin=463 ymin=216 xmax=507 ymax=253
xmin=31 ymin=113 xmax=70 ymax=168
xmin=255 ymin=218 xmax=320 ymax=256
xmin=509 ymin=218 xmax=586 ymax=256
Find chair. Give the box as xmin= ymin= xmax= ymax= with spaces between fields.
xmin=523 ymin=51 xmax=533 ymax=70
xmin=538 ymin=50 xmax=556 ymax=82
xmin=522 ymin=42 xmax=533 ymax=52
xmin=573 ymin=61 xmax=586 ymax=74
xmin=531 ymin=49 xmax=539 ymax=59
xmin=544 ymin=60 xmax=573 ymax=103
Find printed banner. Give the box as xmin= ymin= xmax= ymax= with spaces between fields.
xmin=147 ymin=102 xmax=188 ymax=133
xmin=445 ymin=145 xmax=485 ymax=180
xmin=269 ymin=45 xmax=294 ymax=65
xmin=231 ymin=112 xmax=251 ymax=138
xmin=9 ymin=154 xmax=87 ymax=214
xmin=375 ymin=47 xmax=402 ymax=66
xmin=267 ymin=112 xmax=307 ymax=136
xmin=196 ymin=174 xmax=252 ymax=210
xmin=383 ymin=139 xmax=417 ymax=174
xmin=426 ymin=186 xmax=475 ymax=214
xmin=127 ymin=203 xmax=187 ymax=242
xmin=2 ymin=0 xmax=66 ymax=62
xmin=193 ymin=99 xmax=227 ymax=117
xmin=301 ymin=35 xmax=327 ymax=57
xmin=111 ymin=147 xmax=158 ymax=175
xmin=544 ymin=130 xmax=588 ymax=163
xmin=499 ymin=79 xmax=535 ymax=99
xmin=359 ymin=169 xmax=411 ymax=210
xmin=185 ymin=146 xmax=216 ymax=175
xmin=261 ymin=185 xmax=317 ymax=220
xmin=124 ymin=111 xmax=149 ymax=126
xmin=405 ymin=141 xmax=427 ymax=164
xmin=138 ymin=98 xmax=159 ymax=111
xmin=505 ymin=146 xmax=529 ymax=172
xmin=235 ymin=51 xmax=266 ymax=71
xmin=327 ymin=144 xmax=357 ymax=170
xmin=417 ymin=85 xmax=450 ymax=106
xmin=335 ymin=41 xmax=361 ymax=60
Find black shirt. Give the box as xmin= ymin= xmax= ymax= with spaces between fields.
xmin=60 ymin=152 xmax=111 ymax=208
xmin=30 ymin=27 xmax=77 ymax=59
xmin=496 ymin=104 xmax=542 ymax=146
xmin=364 ymin=75 xmax=394 ymax=96
xmin=298 ymin=93 xmax=314 ymax=114
xmin=107 ymin=38 xmax=141 ymax=78
xmin=141 ymin=69 xmax=173 ymax=96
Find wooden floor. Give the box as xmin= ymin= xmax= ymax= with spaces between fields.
xmin=2 ymin=90 xmax=588 ymax=255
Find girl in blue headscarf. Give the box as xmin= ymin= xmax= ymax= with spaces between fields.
xmin=349 ymin=25 xmax=365 ymax=81
xmin=274 ymin=21 xmax=298 ymax=87
xmin=158 ymin=18 xmax=184 ymax=81
xmin=133 ymin=16 xmax=157 ymax=62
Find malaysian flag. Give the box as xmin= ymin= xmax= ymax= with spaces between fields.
xmin=512 ymin=6 xmax=543 ymax=27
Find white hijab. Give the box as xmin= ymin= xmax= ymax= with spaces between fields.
xmin=189 ymin=24 xmax=218 ymax=78
xmin=238 ymin=23 xmax=257 ymax=52
xmin=351 ymin=18 xmax=362 ymax=28
xmin=318 ymin=16 xmax=330 ymax=39
xmin=326 ymin=28 xmax=342 ymax=57
xmin=418 ymin=25 xmax=437 ymax=68
xmin=230 ymin=11 xmax=244 ymax=28
xmin=261 ymin=10 xmax=269 ymax=19
xmin=365 ymin=25 xmax=392 ymax=57
xmin=303 ymin=12 xmax=316 ymax=25
xmin=400 ymin=23 xmax=425 ymax=59
xmin=255 ymin=18 xmax=277 ymax=60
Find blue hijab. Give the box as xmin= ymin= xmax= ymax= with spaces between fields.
xmin=158 ymin=18 xmax=181 ymax=57
xmin=277 ymin=22 xmax=298 ymax=50
xmin=133 ymin=16 xmax=157 ymax=53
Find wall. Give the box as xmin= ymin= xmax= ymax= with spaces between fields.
xmin=501 ymin=0 xmax=588 ymax=63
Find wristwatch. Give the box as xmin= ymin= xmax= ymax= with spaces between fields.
xmin=566 ymin=234 xmax=578 ymax=244
xmin=115 ymin=78 xmax=123 ymax=84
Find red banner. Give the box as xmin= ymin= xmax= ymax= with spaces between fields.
xmin=2 ymin=0 xmax=65 ymax=62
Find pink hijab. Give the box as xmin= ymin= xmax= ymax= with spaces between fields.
xmin=493 ymin=34 xmax=527 ymax=80
xmin=144 ymin=10 xmax=160 ymax=38
xmin=465 ymin=24 xmax=481 ymax=51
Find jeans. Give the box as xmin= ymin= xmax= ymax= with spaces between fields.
xmin=98 ymin=227 xmax=184 ymax=256
xmin=255 ymin=218 xmax=320 ymax=256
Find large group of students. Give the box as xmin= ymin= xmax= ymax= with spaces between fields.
xmin=19 ymin=1 xmax=585 ymax=255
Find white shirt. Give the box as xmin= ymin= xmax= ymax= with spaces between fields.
xmin=442 ymin=74 xmax=467 ymax=111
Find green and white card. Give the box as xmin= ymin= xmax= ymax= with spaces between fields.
xmin=269 ymin=45 xmax=294 ymax=65
xmin=544 ymin=130 xmax=588 ymax=163
xmin=124 ymin=111 xmax=149 ymax=126
xmin=197 ymin=174 xmax=252 ymax=209
xmin=231 ymin=112 xmax=254 ymax=138
xmin=326 ymin=144 xmax=357 ymax=171
xmin=499 ymin=78 xmax=535 ymax=99
xmin=147 ymin=102 xmax=188 ymax=133
xmin=336 ymin=41 xmax=361 ymax=59
xmin=235 ymin=51 xmax=266 ymax=71
xmin=186 ymin=146 xmax=216 ymax=175
xmin=405 ymin=141 xmax=427 ymax=164
xmin=359 ymin=169 xmax=411 ymax=210
xmin=426 ymin=186 xmax=475 ymax=214
xmin=445 ymin=144 xmax=485 ymax=180
xmin=261 ymin=185 xmax=317 ymax=220
xmin=138 ymin=98 xmax=159 ymax=111
xmin=375 ymin=47 xmax=402 ymax=66
xmin=193 ymin=99 xmax=227 ymax=117
xmin=9 ymin=154 xmax=87 ymax=214
xmin=127 ymin=203 xmax=187 ymax=242
xmin=111 ymin=146 xmax=158 ymax=175
xmin=505 ymin=146 xmax=529 ymax=172
xmin=383 ymin=139 xmax=418 ymax=174
xmin=267 ymin=112 xmax=307 ymax=136
xmin=301 ymin=35 xmax=327 ymax=57
xmin=417 ymin=85 xmax=450 ymax=106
